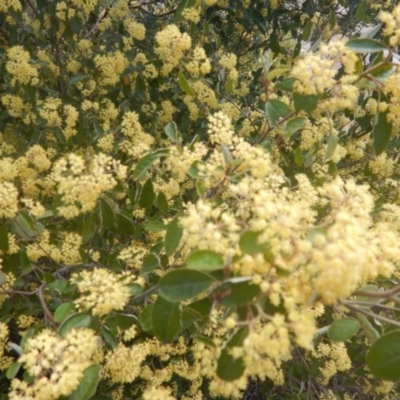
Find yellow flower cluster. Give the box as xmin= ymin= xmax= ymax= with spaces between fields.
xmin=52 ymin=153 xmax=127 ymax=219
xmin=312 ymin=342 xmax=351 ymax=385
xmin=380 ymin=4 xmax=400 ymax=46
xmin=94 ymin=51 xmax=128 ymax=86
xmin=9 ymin=328 xmax=100 ymax=400
xmin=182 ymin=7 xmax=201 ymax=24
xmin=185 ymin=46 xmax=212 ymax=76
xmin=6 ymin=46 xmax=39 ymax=86
xmin=0 ymin=0 xmax=21 ymax=12
xmin=71 ymin=268 xmax=132 ymax=316
xmin=292 ymin=40 xmax=357 ymax=95
xmin=155 ymin=24 xmax=191 ymax=75
xmin=0 ymin=182 xmax=19 ymax=218
xmin=103 ymin=342 xmax=148 ymax=383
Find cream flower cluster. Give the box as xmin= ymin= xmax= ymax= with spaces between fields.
xmin=155 ymin=24 xmax=191 ymax=75
xmin=292 ymin=40 xmax=357 ymax=95
xmin=9 ymin=328 xmax=100 ymax=400
xmin=380 ymin=4 xmax=400 ymax=46
xmin=0 ymin=182 xmax=19 ymax=218
xmin=6 ymin=46 xmax=39 ymax=86
xmin=52 ymin=153 xmax=127 ymax=219
xmin=94 ymin=51 xmax=128 ymax=86
xmin=70 ymin=268 xmax=132 ymax=316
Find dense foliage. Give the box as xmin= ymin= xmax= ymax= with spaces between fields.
xmin=1 ymin=0 xmax=400 ymax=399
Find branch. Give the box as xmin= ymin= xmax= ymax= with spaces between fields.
xmin=38 ymin=284 xmax=57 ymax=329
xmin=341 ymin=300 xmax=400 ymax=329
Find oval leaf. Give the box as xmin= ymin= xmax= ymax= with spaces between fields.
xmin=69 ymin=364 xmax=102 ymax=400
xmin=159 ymin=269 xmax=214 ymax=302
xmin=372 ymin=110 xmax=392 ymax=156
xmin=152 ymin=295 xmax=182 ymax=343
xmin=327 ymin=317 xmax=360 ymax=342
xmin=186 ymin=250 xmax=224 ymax=271
xmin=54 ymin=302 xmax=75 ymax=324
xmin=346 ymin=38 xmax=389 ymax=53
xmin=164 ymin=216 xmax=183 ymax=257
xmin=58 ymin=312 xmax=92 ymax=336
xmin=366 ymin=330 xmax=400 ymax=381
xmin=265 ymin=99 xmax=291 ymax=128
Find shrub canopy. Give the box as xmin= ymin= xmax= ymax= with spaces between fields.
xmin=1 ymin=0 xmax=400 ymax=399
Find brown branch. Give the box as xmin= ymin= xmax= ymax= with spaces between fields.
xmin=38 ymin=284 xmax=57 ymax=329
xmin=341 ymin=300 xmax=400 ymax=329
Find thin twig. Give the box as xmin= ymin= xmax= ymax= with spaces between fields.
xmin=38 ymin=284 xmax=57 ymax=329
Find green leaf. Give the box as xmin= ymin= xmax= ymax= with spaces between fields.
xmin=139 ymin=179 xmax=155 ymax=211
xmin=265 ymin=99 xmax=291 ymax=128
xmin=294 ymin=146 xmax=303 ymax=167
xmin=225 ymin=76 xmax=234 ymax=94
xmin=355 ymin=0 xmax=367 ymax=21
xmin=69 ymin=73 xmax=88 ymax=85
xmin=12 ymin=212 xmax=38 ymax=239
xmin=0 ymin=271 xmax=7 ymax=286
xmin=217 ymin=326 xmax=249 ymax=381
xmin=116 ymin=211 xmax=135 ymax=235
xmin=303 ymin=20 xmax=314 ymax=42
xmin=6 ymin=362 xmax=22 ymax=380
xmin=239 ymin=231 xmax=267 ymax=255
xmin=58 ymin=312 xmax=92 ymax=336
xmin=164 ymin=121 xmax=179 ymax=142
xmin=283 ymin=116 xmax=307 ymax=137
xmin=144 ymin=220 xmax=166 ymax=232
xmin=366 ymin=330 xmax=400 ymax=380
xmin=178 ymin=71 xmax=196 ymax=96
xmin=326 ymin=135 xmax=339 ymax=160
xmin=152 ymin=295 xmax=182 ymax=343
xmin=131 ymin=149 xmax=169 ymax=179
xmin=185 ymin=297 xmax=213 ymax=325
xmin=174 ymin=0 xmax=189 ymax=21
xmin=327 ymin=317 xmax=360 ymax=342
xmin=372 ymin=110 xmax=392 ymax=156
xmin=126 ymin=283 xmax=143 ymax=296
xmin=157 ymin=192 xmax=169 ymax=213
xmin=159 ymin=269 xmax=214 ymax=302
xmin=221 ymin=143 xmax=232 ymax=166
xmin=54 ymin=302 xmax=75 ymax=323
xmin=186 ymin=250 xmax=224 ymax=272
xmin=164 ymin=216 xmax=183 ymax=257
xmin=140 ymin=304 xmax=154 ymax=332
xmin=115 ymin=314 xmax=137 ymax=330
xmin=69 ymin=364 xmax=101 ymax=400
xmin=99 ymin=198 xmax=115 ymax=229
xmin=82 ymin=215 xmax=96 ymax=244
xmin=141 ymin=253 xmax=160 ymax=275
xmin=357 ymin=313 xmax=380 ymax=344
xmin=221 ymin=282 xmax=261 ymax=307
xmin=0 ymin=224 xmax=9 ymax=252
xmin=293 ymin=93 xmax=320 ymax=113
xmin=346 ymin=38 xmax=389 ymax=53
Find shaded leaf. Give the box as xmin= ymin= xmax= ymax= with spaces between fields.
xmin=140 ymin=253 xmax=160 ymax=275
xmin=328 ymin=317 xmax=360 ymax=342
xmin=178 ymin=71 xmax=195 ymax=96
xmin=140 ymin=304 xmax=154 ymax=332
xmin=164 ymin=121 xmax=179 ymax=142
xmin=58 ymin=313 xmax=92 ymax=336
xmin=283 ymin=116 xmax=307 ymax=136
xmin=265 ymin=99 xmax=291 ymax=128
xmin=164 ymin=216 xmax=183 ymax=257
xmin=99 ymin=198 xmax=115 ymax=229
xmin=152 ymin=295 xmax=182 ymax=343
xmin=54 ymin=302 xmax=74 ymax=324
xmin=217 ymin=326 xmax=249 ymax=381
xmin=159 ymin=269 xmax=214 ymax=302
xmin=186 ymin=250 xmax=224 ymax=272
xmin=372 ymin=110 xmax=392 ymax=156
xmin=293 ymin=93 xmax=320 ymax=113
xmin=69 ymin=364 xmax=102 ymax=400
xmin=239 ymin=231 xmax=267 ymax=255
xmin=347 ymin=38 xmax=389 ymax=53
xmin=367 ymin=330 xmax=400 ymax=380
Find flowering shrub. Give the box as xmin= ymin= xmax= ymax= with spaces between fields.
xmin=1 ymin=0 xmax=400 ymax=399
